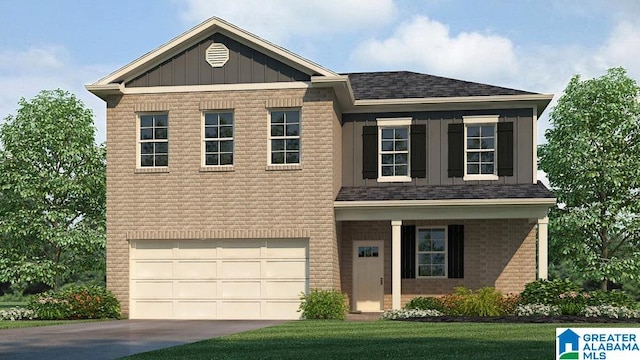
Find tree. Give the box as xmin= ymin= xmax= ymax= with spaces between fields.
xmin=539 ymin=67 xmax=640 ymax=290
xmin=0 ymin=89 xmax=106 ymax=289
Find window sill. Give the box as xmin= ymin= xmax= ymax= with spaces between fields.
xmin=416 ymin=276 xmax=448 ymax=279
xmin=377 ymin=176 xmax=412 ymax=183
xmin=135 ymin=167 xmax=169 ymax=174
xmin=266 ymin=164 xmax=302 ymax=171
xmin=200 ymin=165 xmax=234 ymax=172
xmin=463 ymin=174 xmax=499 ymax=181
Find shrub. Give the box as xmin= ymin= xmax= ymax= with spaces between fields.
xmin=0 ymin=307 xmax=37 ymax=321
xmin=498 ymin=293 xmax=521 ymax=315
xmin=584 ymin=305 xmax=640 ymax=319
xmin=437 ymin=287 xmax=512 ymax=316
xmin=514 ymin=304 xmax=560 ymax=317
xmin=404 ymin=296 xmax=445 ymax=312
xmin=587 ymin=290 xmax=638 ymax=308
xmin=298 ymin=289 xmax=348 ymax=320
xmin=381 ymin=309 xmax=443 ymax=320
xmin=520 ymin=279 xmax=581 ymax=305
xmin=29 ymin=285 xmax=120 ymax=320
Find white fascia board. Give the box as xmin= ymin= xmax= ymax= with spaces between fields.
xmin=334 ymin=198 xmax=556 ymax=221
xmin=345 ymin=94 xmax=554 ymax=115
xmin=121 ymin=81 xmax=311 ymax=95
xmin=90 ymin=17 xmax=337 ymax=87
xmin=334 ymin=198 xmax=556 ymax=208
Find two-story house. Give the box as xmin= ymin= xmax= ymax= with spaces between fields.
xmin=87 ymin=17 xmax=555 ymax=320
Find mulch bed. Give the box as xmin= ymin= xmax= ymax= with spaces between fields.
xmin=399 ymin=316 xmax=640 ymax=323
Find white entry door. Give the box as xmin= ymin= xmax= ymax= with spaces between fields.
xmin=352 ymin=240 xmax=384 ymax=312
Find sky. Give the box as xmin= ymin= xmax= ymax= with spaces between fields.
xmin=1 ymin=0 xmax=639 ymax=146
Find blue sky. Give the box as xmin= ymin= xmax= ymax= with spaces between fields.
xmin=1 ymin=0 xmax=639 ymax=145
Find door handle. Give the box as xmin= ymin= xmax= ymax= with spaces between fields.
xmin=380 ymin=277 xmax=383 ymax=285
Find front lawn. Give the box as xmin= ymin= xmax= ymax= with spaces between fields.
xmin=0 ymin=319 xmax=98 ymax=330
xmin=123 ymin=320 xmax=639 ymax=360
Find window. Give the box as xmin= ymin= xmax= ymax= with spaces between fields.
xmin=377 ymin=117 xmax=412 ymax=182
xmin=270 ymin=110 xmax=300 ymax=164
xmin=463 ymin=115 xmax=499 ymax=180
xmin=139 ymin=113 xmax=168 ymax=167
xmin=358 ymin=246 xmax=379 ymax=258
xmin=417 ymin=228 xmax=446 ymax=277
xmin=203 ymin=112 xmax=234 ymax=166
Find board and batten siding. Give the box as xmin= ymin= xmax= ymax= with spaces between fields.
xmin=341 ymin=109 xmax=534 ymax=187
xmin=126 ymin=33 xmax=311 ymax=87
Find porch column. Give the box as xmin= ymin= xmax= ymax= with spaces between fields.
xmin=537 ymin=216 xmax=549 ymax=280
xmin=391 ymin=220 xmax=402 ymax=310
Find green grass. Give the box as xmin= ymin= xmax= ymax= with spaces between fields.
xmin=122 ymin=321 xmax=640 ymax=360
xmin=0 ymin=319 xmax=99 ymax=329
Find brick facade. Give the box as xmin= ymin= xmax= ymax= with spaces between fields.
xmin=105 ymin=87 xmax=341 ymax=316
xmin=340 ymin=219 xmax=537 ymax=310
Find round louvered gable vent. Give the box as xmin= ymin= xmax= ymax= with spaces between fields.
xmin=205 ymin=43 xmax=229 ymax=68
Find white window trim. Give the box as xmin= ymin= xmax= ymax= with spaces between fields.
xmin=137 ymin=112 xmax=168 ymax=169
xmin=463 ymin=115 xmax=499 ymax=181
xmin=267 ymin=108 xmax=302 ymax=166
xmin=416 ymin=226 xmax=448 ymax=279
xmin=201 ymin=110 xmax=234 ymax=168
xmin=376 ymin=117 xmax=412 ymax=183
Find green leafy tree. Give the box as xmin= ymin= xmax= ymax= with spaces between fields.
xmin=0 ymin=89 xmax=106 ymax=289
xmin=539 ymin=67 xmax=640 ymax=290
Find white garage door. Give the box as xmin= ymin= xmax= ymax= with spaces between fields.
xmin=129 ymin=239 xmax=308 ymax=320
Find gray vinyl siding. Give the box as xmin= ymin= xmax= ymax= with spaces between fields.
xmin=126 ymin=33 xmax=311 ymax=87
xmin=342 ymin=109 xmax=534 ymax=187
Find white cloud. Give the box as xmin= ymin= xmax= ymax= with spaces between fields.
xmin=594 ymin=20 xmax=640 ymax=80
xmin=178 ymin=0 xmax=398 ymax=43
xmin=349 ymin=16 xmax=519 ymax=84
xmin=0 ymin=45 xmax=67 ymax=73
xmin=0 ymin=46 xmax=108 ymax=144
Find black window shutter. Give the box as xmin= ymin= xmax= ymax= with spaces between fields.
xmin=448 ymin=123 xmax=464 ymax=177
xmin=410 ymin=125 xmax=427 ymax=178
xmin=401 ymin=225 xmax=416 ymax=279
xmin=362 ymin=126 xmax=378 ymax=179
xmin=497 ymin=122 xmax=514 ymax=176
xmin=448 ymin=225 xmax=464 ymax=278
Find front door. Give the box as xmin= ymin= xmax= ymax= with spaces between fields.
xmin=352 ymin=240 xmax=384 ymax=312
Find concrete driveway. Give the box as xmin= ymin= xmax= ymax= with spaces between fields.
xmin=0 ymin=320 xmax=283 ymax=360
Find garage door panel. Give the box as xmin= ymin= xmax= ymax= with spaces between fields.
xmin=131 ymin=281 xmax=173 ymax=299
xmin=221 ymin=301 xmax=261 ymax=319
xmin=265 ymin=260 xmax=306 ymax=278
xmin=221 ymin=261 xmax=260 ymax=278
xmin=133 ymin=241 xmax=174 ymax=258
xmin=265 ymin=280 xmax=306 ymax=298
xmin=132 ymin=261 xmax=173 ymax=279
xmin=266 ymin=239 xmax=307 ymax=258
xmin=175 ymin=260 xmax=216 ymax=278
xmin=175 ymin=301 xmax=217 ymax=319
xmin=133 ymin=301 xmax=172 ymax=319
xmin=220 ymin=240 xmax=263 ymax=258
xmin=265 ymin=301 xmax=301 ymax=320
xmin=222 ymin=281 xmax=261 ymax=299
xmin=176 ymin=281 xmax=217 ymax=299
xmin=177 ymin=240 xmax=217 ymax=258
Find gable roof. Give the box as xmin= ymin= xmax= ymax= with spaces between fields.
xmin=89 ymin=17 xmax=337 ymax=89
xmin=345 ymin=71 xmax=536 ymax=100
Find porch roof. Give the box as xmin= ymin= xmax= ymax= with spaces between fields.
xmin=335 ymin=181 xmax=554 ymax=202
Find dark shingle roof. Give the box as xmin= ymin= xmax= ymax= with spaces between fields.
xmin=343 ymin=71 xmax=536 ymax=100
xmin=335 ymin=181 xmax=554 ymax=202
